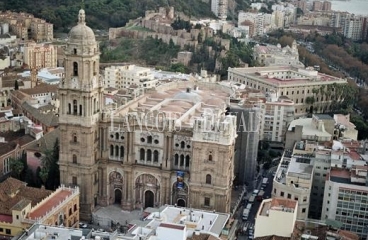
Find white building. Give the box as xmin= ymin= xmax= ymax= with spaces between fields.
xmin=104 ymin=65 xmax=157 ymax=89
xmin=322 ymin=167 xmax=368 ymax=239
xmin=19 ymin=67 xmax=64 ymax=85
xmin=255 ymin=198 xmax=298 ymax=238
xmin=17 ymin=205 xmax=233 ymax=240
xmin=211 ymin=0 xmax=228 ymax=20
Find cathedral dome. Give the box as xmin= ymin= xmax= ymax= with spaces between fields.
xmin=68 ymin=9 xmax=96 ymax=44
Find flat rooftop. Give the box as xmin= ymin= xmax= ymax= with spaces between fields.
xmin=287 ymin=157 xmax=313 ymax=179
xmin=145 ymin=206 xmax=230 ymax=237
xmin=288 ymin=118 xmax=332 ymax=138
xmin=228 ymin=66 xmax=346 ymax=87
xmin=259 ymin=198 xmax=297 ymax=217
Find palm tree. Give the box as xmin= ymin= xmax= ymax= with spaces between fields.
xmin=39 ymin=167 xmax=48 ymax=186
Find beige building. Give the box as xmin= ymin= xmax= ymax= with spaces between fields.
xmin=30 ymin=18 xmax=53 ymax=42
xmin=228 ymin=66 xmax=347 ymax=116
xmin=334 ymin=114 xmax=358 ymax=140
xmin=253 ymin=41 xmax=303 ymax=67
xmin=272 ymin=143 xmax=314 ymax=220
xmin=0 ymin=177 xmax=79 ymax=237
xmin=285 ymin=114 xmax=334 ymax=149
xmin=104 ymin=65 xmax=157 ymax=89
xmin=0 ymin=11 xmax=53 ymax=41
xmin=23 ymin=42 xmax=57 ymax=69
xmin=255 ymin=198 xmax=298 ymax=238
xmin=59 ymin=10 xmax=237 ymax=220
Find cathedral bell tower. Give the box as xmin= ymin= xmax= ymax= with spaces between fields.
xmin=58 ymin=9 xmax=103 ymax=220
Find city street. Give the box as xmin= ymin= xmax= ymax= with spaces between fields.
xmin=236 ymin=167 xmax=275 ymax=240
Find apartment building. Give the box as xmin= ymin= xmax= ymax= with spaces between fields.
xmin=0 ymin=177 xmax=79 ymax=237
xmin=211 ymin=0 xmax=228 ymax=20
xmin=238 ymin=12 xmax=271 ymax=37
xmin=330 ymin=12 xmax=365 ymax=41
xmin=322 ymin=166 xmax=368 ymax=239
xmin=30 ymin=18 xmax=53 ymax=42
xmin=104 ymin=65 xmax=157 ymax=89
xmin=255 ymin=198 xmax=298 ymax=238
xmin=23 ymin=42 xmax=58 ymax=69
xmin=0 ymin=11 xmax=53 ymax=41
xmin=272 ymin=147 xmax=313 ymax=220
xmin=228 ymin=66 xmax=347 ymax=117
xmin=312 ymin=1 xmax=323 ymax=11
xmin=322 ymin=1 xmax=332 ymax=11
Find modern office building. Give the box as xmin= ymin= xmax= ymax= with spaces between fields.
xmin=322 ymin=166 xmax=368 ymax=239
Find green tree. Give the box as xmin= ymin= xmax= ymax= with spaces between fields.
xmin=10 ymin=157 xmax=24 ymax=179
xmin=39 ymin=167 xmax=48 ymax=186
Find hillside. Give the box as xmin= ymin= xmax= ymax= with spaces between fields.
xmin=0 ymin=0 xmax=216 ymax=31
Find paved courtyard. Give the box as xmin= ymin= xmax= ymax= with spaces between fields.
xmin=91 ymin=188 xmax=245 ymax=229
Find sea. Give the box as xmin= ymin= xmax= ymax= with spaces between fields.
xmin=330 ymin=0 xmax=368 ymax=16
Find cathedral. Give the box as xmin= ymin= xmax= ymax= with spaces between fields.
xmin=58 ymin=10 xmax=237 ymax=220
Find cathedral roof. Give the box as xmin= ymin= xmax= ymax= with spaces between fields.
xmin=68 ymin=9 xmax=96 ymax=45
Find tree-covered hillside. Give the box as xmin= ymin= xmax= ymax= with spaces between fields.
xmin=0 ymin=0 xmax=216 ymax=31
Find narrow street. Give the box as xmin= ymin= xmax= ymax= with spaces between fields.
xmin=236 ymin=167 xmax=275 ymax=240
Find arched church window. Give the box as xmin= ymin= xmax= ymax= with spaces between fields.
xmin=72 ymin=154 xmax=77 ymax=164
xmin=73 ymin=134 xmax=77 ymax=143
xmin=115 ymin=145 xmax=119 ymax=157
xmin=110 ymin=145 xmax=114 ymax=156
xmin=180 ymin=154 xmax=184 ymax=166
xmin=153 ymin=150 xmax=159 ymax=162
xmin=147 ymin=136 xmax=152 ymax=144
xmin=208 ymin=154 xmax=213 ymax=161
xmin=73 ymin=100 xmax=78 ymax=115
xmin=73 ymin=48 xmax=77 ymax=55
xmin=68 ymin=103 xmax=71 ymax=114
xmin=73 ymin=62 xmax=78 ymax=76
xmin=147 ymin=149 xmax=152 ymax=161
xmin=174 ymin=154 xmax=178 ymax=166
xmin=140 ymin=148 xmax=145 ymax=161
xmin=115 ymin=133 xmax=119 ymax=140
xmin=79 ymin=104 xmax=82 ymax=116
xmin=185 ymin=155 xmax=190 ymax=167
xmin=93 ymin=61 xmax=96 ymax=76
xmin=180 ymin=141 xmax=185 ymax=149
xmin=206 ymin=174 xmax=212 ymax=184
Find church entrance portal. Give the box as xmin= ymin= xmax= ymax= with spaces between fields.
xmin=144 ymin=190 xmax=154 ymax=208
xmin=114 ymin=189 xmax=122 ymax=204
xmin=177 ymin=199 xmax=186 ymax=207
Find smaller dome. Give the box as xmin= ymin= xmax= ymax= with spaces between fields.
xmin=173 ymin=89 xmax=202 ymax=103
xmin=172 ymin=100 xmax=193 ymax=108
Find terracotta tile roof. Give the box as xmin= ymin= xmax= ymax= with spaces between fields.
xmin=20 ymin=83 xmax=58 ymax=96
xmin=25 ymin=128 xmax=59 ymax=153
xmin=28 ymin=190 xmax=72 ymax=219
xmin=21 ymin=102 xmax=58 ymax=127
xmin=0 ymin=177 xmax=52 ymax=215
xmin=0 ymin=130 xmax=35 ymax=156
xmin=270 ymin=198 xmax=297 ymax=209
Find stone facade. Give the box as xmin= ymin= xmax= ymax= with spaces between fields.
xmin=59 ymin=10 xmax=237 ymax=221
